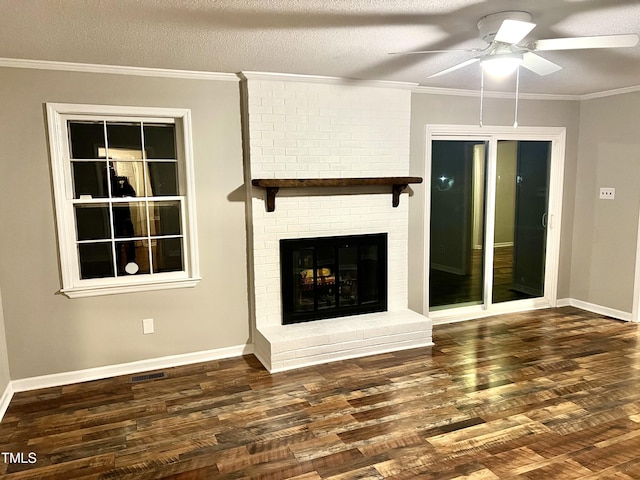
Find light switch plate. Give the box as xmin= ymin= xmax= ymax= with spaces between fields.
xmin=142 ymin=318 xmax=154 ymax=335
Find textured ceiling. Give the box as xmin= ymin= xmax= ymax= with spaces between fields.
xmin=1 ymin=0 xmax=639 ymax=95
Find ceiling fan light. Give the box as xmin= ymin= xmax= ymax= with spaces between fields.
xmin=481 ymin=54 xmax=523 ymax=77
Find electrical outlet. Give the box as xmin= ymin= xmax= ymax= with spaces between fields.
xmin=142 ymin=318 xmax=154 ymax=335
xmin=599 ymin=187 xmax=615 ymax=200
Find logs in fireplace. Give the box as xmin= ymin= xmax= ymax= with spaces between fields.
xmin=280 ymin=233 xmax=387 ymax=324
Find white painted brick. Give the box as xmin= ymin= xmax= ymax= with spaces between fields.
xmin=251 ymin=105 xmax=273 ymax=114
xmin=274 ymin=105 xmax=298 ymax=115
xmin=245 ymin=77 xmax=423 ymax=370
xmin=264 ymin=224 xmax=289 ymax=234
xmin=262 ymin=146 xmax=287 ymax=156
xmin=273 ymin=139 xmax=298 ymax=148
xmin=261 ymin=130 xmax=286 ymax=140
xmin=261 ymin=96 xmax=285 ymax=107
xmin=260 ymin=114 xmax=284 ymax=124
xmin=264 ymin=80 xmax=285 ymax=91
xmin=288 ymin=224 xmax=310 ymax=233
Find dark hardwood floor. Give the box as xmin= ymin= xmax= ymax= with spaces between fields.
xmin=430 ymin=246 xmax=534 ymax=308
xmin=2 ymin=307 xmax=640 ymax=479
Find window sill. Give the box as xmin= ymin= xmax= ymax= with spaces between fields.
xmin=61 ymin=277 xmax=201 ymax=298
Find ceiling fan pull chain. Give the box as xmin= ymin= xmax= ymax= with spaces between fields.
xmin=479 ymin=68 xmax=485 ymax=127
xmin=514 ymin=66 xmax=520 ymax=128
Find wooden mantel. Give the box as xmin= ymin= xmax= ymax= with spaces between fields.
xmin=251 ymin=177 xmax=423 ymax=212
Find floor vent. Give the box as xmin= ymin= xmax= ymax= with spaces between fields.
xmin=131 ymin=372 xmax=166 ymax=383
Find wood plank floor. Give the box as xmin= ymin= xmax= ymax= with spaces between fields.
xmin=2 ymin=307 xmax=640 ymax=479
xmin=430 ymin=246 xmax=534 ymax=309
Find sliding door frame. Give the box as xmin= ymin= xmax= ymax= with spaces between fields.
xmin=424 ymin=125 xmax=566 ymax=323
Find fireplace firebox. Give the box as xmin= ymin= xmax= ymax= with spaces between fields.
xmin=280 ymin=233 xmax=387 ymax=324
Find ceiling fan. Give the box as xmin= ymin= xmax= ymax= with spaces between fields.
xmin=393 ymin=11 xmax=639 ymax=78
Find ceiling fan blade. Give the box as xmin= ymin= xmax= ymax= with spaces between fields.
xmin=389 ymin=48 xmax=485 ymax=55
xmin=532 ymin=33 xmax=639 ymax=51
xmin=521 ymin=52 xmax=562 ymax=76
xmin=495 ymin=19 xmax=536 ymax=44
xmin=429 ymin=58 xmax=479 ymax=78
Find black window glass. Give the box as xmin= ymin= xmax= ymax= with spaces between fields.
xmin=69 ymin=122 xmax=105 ymax=159
xmin=148 ymin=162 xmax=178 ymax=196
xmin=78 ymin=243 xmax=114 ymax=279
xmin=153 ymin=238 xmax=183 ymax=272
xmin=144 ymin=124 xmax=176 ymax=159
xmin=72 ymin=161 xmax=108 ymax=198
xmin=112 ymin=202 xmax=147 ymax=238
xmin=106 ymin=123 xmax=142 ymax=157
xmin=75 ymin=204 xmax=111 ymax=240
xmin=151 ymin=201 xmax=181 ymax=236
xmin=116 ymin=240 xmax=150 ymax=276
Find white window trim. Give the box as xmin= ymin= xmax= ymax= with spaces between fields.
xmin=46 ymin=103 xmax=200 ymax=298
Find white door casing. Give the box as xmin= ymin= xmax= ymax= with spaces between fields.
xmin=424 ymin=125 xmax=566 ymax=323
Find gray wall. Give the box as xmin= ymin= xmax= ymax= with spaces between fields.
xmin=0 ymin=68 xmax=249 ymax=379
xmin=571 ymin=92 xmax=640 ymax=312
xmin=0 ymin=287 xmax=10 ymax=396
xmin=408 ymin=92 xmax=581 ymax=313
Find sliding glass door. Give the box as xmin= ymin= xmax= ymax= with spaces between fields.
xmin=428 ymin=131 xmax=558 ymax=314
xmin=429 ymin=140 xmax=487 ymax=309
xmin=492 ymin=140 xmax=551 ymax=304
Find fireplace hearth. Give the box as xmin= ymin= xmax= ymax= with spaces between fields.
xmin=280 ymin=234 xmax=387 ymax=324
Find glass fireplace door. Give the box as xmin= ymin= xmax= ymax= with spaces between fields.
xmin=292 ymin=248 xmax=315 ymax=316
xmin=281 ymin=234 xmax=387 ymax=324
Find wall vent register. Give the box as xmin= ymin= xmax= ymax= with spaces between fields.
xmin=280 ymin=234 xmax=388 ymax=324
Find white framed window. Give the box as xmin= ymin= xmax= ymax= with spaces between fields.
xmin=46 ymin=103 xmax=200 ymax=298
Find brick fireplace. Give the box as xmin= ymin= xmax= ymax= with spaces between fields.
xmin=241 ymin=72 xmax=432 ymax=372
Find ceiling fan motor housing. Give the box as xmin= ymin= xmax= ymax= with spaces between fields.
xmin=477 ymin=11 xmax=532 ymax=43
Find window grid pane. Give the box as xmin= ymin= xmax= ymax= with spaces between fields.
xmin=78 ymin=242 xmax=114 ymax=279
xmin=75 ymin=204 xmax=111 ymax=240
xmin=69 ymin=121 xmax=106 ymax=159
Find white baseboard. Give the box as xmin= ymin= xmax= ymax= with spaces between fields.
xmin=11 ymin=343 xmax=254 ymax=393
xmin=0 ymin=381 xmax=14 ymax=421
xmin=430 ymin=298 xmax=634 ymax=326
xmin=558 ymin=298 xmax=633 ymax=322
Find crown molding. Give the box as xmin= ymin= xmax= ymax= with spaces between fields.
xmin=411 ymin=85 xmax=581 ymax=101
xmin=0 ymin=57 xmax=239 ymax=82
xmin=1 ymin=57 xmax=638 ymax=99
xmin=239 ymin=71 xmax=418 ymax=89
xmin=581 ymin=84 xmax=640 ymax=100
